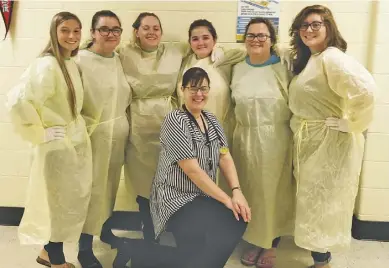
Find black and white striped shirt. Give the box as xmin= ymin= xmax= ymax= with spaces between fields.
xmin=150 ymin=109 xmax=228 ymax=238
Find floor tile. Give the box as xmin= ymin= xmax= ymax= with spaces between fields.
xmin=1 ymin=226 xmax=388 ymax=268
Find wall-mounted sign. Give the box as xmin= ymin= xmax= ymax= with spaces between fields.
xmin=236 ymin=0 xmax=280 ymax=42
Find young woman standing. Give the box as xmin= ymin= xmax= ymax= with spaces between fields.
xmin=7 ymin=12 xmax=92 ymax=268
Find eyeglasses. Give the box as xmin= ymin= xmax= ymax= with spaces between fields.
xmin=299 ymin=21 xmax=324 ymax=32
xmin=96 ymin=27 xmax=123 ymax=37
xmin=185 ymin=86 xmax=210 ymax=94
xmin=245 ymin=33 xmax=270 ymax=42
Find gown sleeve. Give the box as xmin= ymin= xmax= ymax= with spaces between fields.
xmin=323 ymin=48 xmax=376 ymax=132
xmin=6 ymin=57 xmax=57 ymax=144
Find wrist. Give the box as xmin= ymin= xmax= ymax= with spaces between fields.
xmin=231 ymin=186 xmax=241 ymax=193
xmin=219 ymin=191 xmax=231 ymax=204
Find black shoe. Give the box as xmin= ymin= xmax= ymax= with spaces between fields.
xmin=100 ymin=231 xmax=134 ymax=250
xmin=113 ymin=239 xmax=135 ymax=268
xmin=77 ymin=250 xmax=103 ymax=268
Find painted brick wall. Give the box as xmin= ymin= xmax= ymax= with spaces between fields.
xmin=355 ymin=1 xmax=389 ymax=222
xmin=0 ymin=1 xmax=387 ymax=220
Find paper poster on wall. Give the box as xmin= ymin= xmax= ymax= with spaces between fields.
xmin=0 ymin=0 xmax=14 ymax=40
xmin=236 ymin=0 xmax=280 ymax=42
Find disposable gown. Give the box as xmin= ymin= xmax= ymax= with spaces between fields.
xmin=176 ymin=49 xmax=245 ymax=190
xmin=176 ymin=49 xmax=245 ymax=143
xmin=6 ymin=56 xmax=92 ymax=244
xmin=118 ymin=42 xmax=189 ymax=198
xmin=75 ymin=50 xmax=131 ymax=235
xmin=289 ymin=47 xmax=376 ymax=252
xmin=230 ymin=57 xmax=295 ymax=248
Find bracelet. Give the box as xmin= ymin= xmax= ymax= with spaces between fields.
xmin=231 ymin=186 xmax=241 ymax=192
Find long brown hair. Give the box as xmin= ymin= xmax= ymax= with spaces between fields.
xmin=289 ymin=5 xmax=347 ymax=75
xmin=40 ymin=12 xmax=82 ymax=119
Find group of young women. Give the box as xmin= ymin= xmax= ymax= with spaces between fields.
xmin=6 ymin=4 xmax=376 ymax=268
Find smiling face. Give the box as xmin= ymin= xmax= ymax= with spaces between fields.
xmin=91 ymin=16 xmax=122 ymax=53
xmin=182 ymin=78 xmax=210 ymax=113
xmin=135 ymin=15 xmax=162 ymax=50
xmin=57 ymin=19 xmax=81 ymax=57
xmin=299 ymin=13 xmax=327 ymax=53
xmin=245 ymin=23 xmax=272 ymax=57
xmin=190 ymin=26 xmax=216 ymax=59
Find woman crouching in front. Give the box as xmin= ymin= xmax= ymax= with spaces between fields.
xmin=113 ymin=67 xmax=250 ymax=268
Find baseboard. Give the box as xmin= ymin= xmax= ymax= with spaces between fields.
xmin=2 ymin=207 xmax=389 ymax=241
xmin=352 ymin=215 xmax=389 ymax=242
xmin=0 ymin=207 xmax=142 ymax=231
xmin=0 ymin=207 xmax=24 ymax=226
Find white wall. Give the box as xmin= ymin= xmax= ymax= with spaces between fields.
xmin=355 ymin=1 xmax=389 ymax=222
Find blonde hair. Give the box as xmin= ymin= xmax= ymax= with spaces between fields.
xmin=40 ymin=11 xmax=82 ymax=119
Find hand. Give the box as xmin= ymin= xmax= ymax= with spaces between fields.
xmin=44 ymin=126 xmax=66 ymax=142
xmin=211 ymin=45 xmax=224 ymax=63
xmin=232 ymin=190 xmax=251 ymax=223
xmin=274 ymin=43 xmax=293 ymax=71
xmin=325 ymin=117 xmax=352 ymax=133
xmin=224 ymin=197 xmax=240 ymax=221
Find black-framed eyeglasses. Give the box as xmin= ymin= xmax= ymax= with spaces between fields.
xmin=185 ymin=86 xmax=210 ymax=94
xmin=96 ymin=27 xmax=123 ymax=37
xmin=299 ymin=21 xmax=324 ymax=32
xmin=246 ymin=33 xmax=270 ymax=42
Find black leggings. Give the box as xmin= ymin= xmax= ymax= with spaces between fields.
xmin=116 ymin=196 xmax=247 ymax=268
xmin=271 ymin=237 xmax=281 ymax=248
xmin=79 ymin=216 xmax=116 ymax=251
xmin=136 ymin=196 xmax=157 ymax=242
xmin=44 ymin=242 xmax=65 ymax=265
xmin=79 ymin=196 xmax=155 ymax=251
xmin=311 ymin=251 xmax=332 ymax=265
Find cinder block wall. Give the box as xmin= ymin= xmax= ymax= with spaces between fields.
xmin=0 ymin=1 xmax=387 ymax=219
xmin=355 ymin=1 xmax=389 ymax=222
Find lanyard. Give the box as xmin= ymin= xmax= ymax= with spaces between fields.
xmin=183 ymin=107 xmax=210 ymax=143
xmin=182 ymin=105 xmax=213 ymax=170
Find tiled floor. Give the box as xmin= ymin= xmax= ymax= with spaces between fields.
xmin=1 ymin=226 xmax=388 ymax=268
